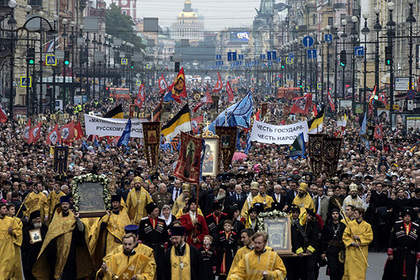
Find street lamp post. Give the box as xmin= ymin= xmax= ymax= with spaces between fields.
xmin=351 ymin=16 xmax=358 ymax=111
xmin=321 ymin=27 xmax=325 ymax=105
xmin=373 ymin=7 xmax=381 ymax=98
xmin=406 ymin=0 xmax=416 ymax=110
xmin=25 ymin=5 xmax=32 ymax=116
xmin=387 ymin=1 xmax=395 ymax=125
xmin=326 ymin=25 xmax=331 ymax=107
xmin=332 ymin=24 xmax=339 ymax=108
xmin=361 ymin=13 xmax=370 ymax=115
xmin=8 ymin=0 xmax=17 ymax=128
xmin=62 ymin=18 xmax=68 ymax=109
xmin=51 ymin=15 xmax=58 ymax=113
xmin=70 ymin=21 xmax=76 ymax=107
xmin=341 ymin=19 xmax=347 ymax=102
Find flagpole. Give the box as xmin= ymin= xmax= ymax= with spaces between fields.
xmin=220 ymin=91 xmax=252 ymax=126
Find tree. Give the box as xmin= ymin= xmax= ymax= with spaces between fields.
xmin=105 ymin=4 xmax=145 ymax=51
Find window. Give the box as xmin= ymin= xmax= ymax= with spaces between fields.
xmin=328 ymin=17 xmax=333 ymax=26
xmin=313 ymin=14 xmax=316 ymax=25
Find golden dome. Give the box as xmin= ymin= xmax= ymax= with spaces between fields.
xmin=178 ymin=11 xmax=197 ymax=18
xmin=185 ymin=0 xmax=192 ymax=3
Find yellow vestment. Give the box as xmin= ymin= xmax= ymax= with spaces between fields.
xmin=240 ymin=194 xmax=258 ymax=219
xmin=25 ymin=191 xmax=48 ymax=221
xmin=46 ymin=191 xmax=65 ymax=224
xmin=172 ymin=195 xmax=187 ymax=216
xmin=170 ymin=243 xmax=191 ymax=280
xmin=126 ymin=188 xmax=153 ymax=224
xmin=342 ymin=219 xmax=373 ymax=280
xmin=10 ymin=216 xmax=23 ymax=280
xmin=292 ymin=193 xmax=315 ymax=218
xmin=0 ymin=215 xmax=21 ymax=279
xmin=32 ymin=211 xmax=94 ymax=279
xmin=251 ymin=194 xmax=274 ymax=210
xmin=227 ymin=246 xmax=252 ymax=279
xmin=96 ymin=251 xmax=155 ymax=280
xmin=228 ymin=250 xmax=287 ymax=280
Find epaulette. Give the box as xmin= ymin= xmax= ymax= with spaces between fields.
xmin=141 ymin=217 xmax=149 ymax=220
xmin=206 ymin=214 xmax=213 ymax=218
xmin=413 ymin=222 xmax=419 ymax=227
xmin=395 ymin=220 xmax=403 ymax=224
xmin=219 ymin=230 xmax=225 ymax=233
xmin=232 ymin=231 xmax=237 ymax=235
xmin=221 ymin=212 xmax=228 ymax=216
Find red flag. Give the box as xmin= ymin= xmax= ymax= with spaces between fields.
xmin=135 ymin=84 xmax=146 ymax=109
xmin=290 ymin=93 xmax=311 ymax=114
xmin=75 ymin=122 xmax=84 ymax=140
xmin=47 ymin=124 xmax=61 ymax=145
xmin=378 ymin=91 xmax=387 ymax=107
xmin=313 ymin=104 xmax=318 ymax=115
xmin=374 ymin=124 xmax=383 ymax=139
xmin=279 ymin=119 xmax=286 ymax=125
xmin=0 ymin=107 xmax=7 ymax=123
xmin=226 ymin=81 xmax=234 ymax=102
xmin=169 ymin=67 xmax=187 ymax=103
xmin=60 ymin=121 xmax=75 ymax=144
xmin=193 ymin=86 xmax=213 ymax=113
xmin=158 ymin=74 xmax=168 ymax=94
xmin=23 ymin=119 xmax=31 ymax=141
xmin=327 ymin=92 xmax=336 ymax=111
xmin=368 ymin=85 xmax=377 ymax=105
xmin=255 ymin=109 xmax=261 ymax=121
xmin=191 ymin=116 xmax=203 ymax=134
xmin=212 ymin=72 xmax=223 ymax=93
xmin=28 ymin=122 xmax=41 ymax=144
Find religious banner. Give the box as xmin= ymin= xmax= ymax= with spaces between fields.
xmin=322 ymin=137 xmax=343 ymax=179
xmin=201 ymin=129 xmax=220 ymax=177
xmin=308 ymin=134 xmax=325 ymax=179
xmin=142 ymin=122 xmax=161 ymax=169
xmin=249 ymin=120 xmax=309 ymax=145
xmin=216 ymin=126 xmax=237 ymax=171
xmin=84 ymin=114 xmax=147 ymax=138
xmin=53 ymin=146 xmax=69 ymax=175
xmin=174 ymin=132 xmax=203 ymax=185
xmin=261 ymin=102 xmax=268 ymax=120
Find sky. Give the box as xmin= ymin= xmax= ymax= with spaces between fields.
xmin=108 ymin=0 xmax=262 ymax=31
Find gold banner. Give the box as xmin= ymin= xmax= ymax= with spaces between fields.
xmin=142 ymin=122 xmax=161 ymax=169
xmin=215 ymin=126 xmax=237 ymax=171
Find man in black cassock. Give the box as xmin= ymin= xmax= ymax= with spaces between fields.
xmin=388 ymin=207 xmax=420 ymax=280
xmin=162 ymin=226 xmax=208 ymax=280
xmin=21 ymin=210 xmax=48 ymax=280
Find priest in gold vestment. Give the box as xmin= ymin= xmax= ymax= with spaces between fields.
xmin=162 ymin=226 xmax=207 ymax=280
xmin=24 ymin=182 xmax=49 ymax=223
xmin=228 ymin=232 xmax=287 ymax=280
xmin=342 ymin=207 xmax=373 ymax=280
xmin=90 ymin=194 xmax=131 ymax=270
xmin=126 ymin=177 xmax=153 ymax=224
xmin=7 ymin=203 xmax=23 ymax=280
xmin=46 ymin=184 xmax=65 ymax=225
xmin=0 ymin=203 xmax=22 ymax=279
xmin=32 ymin=196 xmax=94 ymax=280
xmin=292 ymin=183 xmax=315 ymax=218
xmin=96 ymin=233 xmax=155 ymax=280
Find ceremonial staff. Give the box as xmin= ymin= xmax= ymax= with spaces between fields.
xmin=0 ymin=195 xmax=27 ymax=249
xmin=334 ymin=198 xmax=369 ymax=267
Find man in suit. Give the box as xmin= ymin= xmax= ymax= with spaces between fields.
xmin=271 ymin=184 xmax=288 ymax=212
xmin=313 ymin=186 xmax=330 ymax=222
xmin=168 ymin=179 xmax=183 ymax=203
xmin=226 ymin=185 xmax=246 ymax=210
xmin=286 ymin=180 xmax=298 ymax=205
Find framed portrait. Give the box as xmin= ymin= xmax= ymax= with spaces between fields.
xmin=29 ymin=228 xmax=42 ymax=243
xmin=71 ymin=174 xmax=111 ymax=218
xmin=264 ymin=217 xmax=292 ymax=255
xmin=202 ymin=137 xmax=219 ymax=177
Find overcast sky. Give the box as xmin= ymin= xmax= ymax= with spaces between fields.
xmin=108 ymin=0 xmax=262 ymax=31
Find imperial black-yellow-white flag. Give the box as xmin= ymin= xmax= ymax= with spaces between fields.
xmin=161 ymin=104 xmax=191 ymax=140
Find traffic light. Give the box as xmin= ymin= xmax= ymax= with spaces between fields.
xmin=281 ymin=60 xmax=285 ymax=69
xmin=174 ymin=62 xmax=180 ymax=72
xmin=64 ymin=51 xmax=70 ymax=66
xmin=130 ymin=61 xmax=134 ymax=69
xmin=27 ymin=48 xmax=35 ymax=65
xmin=340 ymin=50 xmax=346 ymax=67
xmin=385 ymin=46 xmax=392 ymax=66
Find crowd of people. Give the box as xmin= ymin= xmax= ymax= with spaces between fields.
xmin=0 ymin=84 xmax=420 ymax=280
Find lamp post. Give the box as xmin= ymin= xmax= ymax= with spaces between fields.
xmin=70 ymin=21 xmax=76 ymax=107
xmin=387 ymin=1 xmax=395 ymax=125
xmin=332 ymin=23 xmax=339 ymax=108
xmin=361 ymin=13 xmax=370 ymax=115
xmin=25 ymin=5 xmax=32 ymax=115
xmin=51 ymin=14 xmax=58 ymax=113
xmin=341 ymin=19 xmax=347 ymax=102
xmin=321 ymin=27 xmax=326 ymax=105
xmin=406 ymin=0 xmax=416 ymax=110
xmin=351 ymin=16 xmax=358 ymax=112
xmin=62 ymin=18 xmax=68 ymax=109
xmin=373 ymin=7 xmax=381 ymax=98
xmin=8 ymin=0 xmax=17 ymax=127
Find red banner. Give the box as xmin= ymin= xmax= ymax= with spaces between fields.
xmin=174 ymin=132 xmax=203 ymax=185
xmin=327 ymin=92 xmax=335 ymax=111
xmin=212 ymin=72 xmax=223 ymax=93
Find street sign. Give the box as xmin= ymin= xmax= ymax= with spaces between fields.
xmin=288 ymin=53 xmax=294 ymax=59
xmin=407 ymin=89 xmax=415 ymax=99
xmin=325 ymin=34 xmax=333 ymax=42
xmin=260 ymin=54 xmax=266 ymax=60
xmin=45 ymin=54 xmax=57 ymax=66
xmin=307 ymin=49 xmax=317 ymax=59
xmin=276 ymin=58 xmax=281 ymax=63
xmin=317 ymin=83 xmax=322 ymax=90
xmin=121 ymin=58 xmax=128 ymax=65
xmin=302 ymin=36 xmax=314 ymax=48
xmin=395 ymin=77 xmax=410 ymax=91
xmin=136 ymin=81 xmax=141 ymax=86
xmin=216 ymin=54 xmax=222 ymax=60
xmin=20 ymin=76 xmax=32 ymax=88
xmin=227 ymin=52 xmax=237 ymax=62
xmin=267 ymin=51 xmax=277 ymax=61
xmin=354 ymin=46 xmax=364 ymax=57
xmin=286 ymin=58 xmax=293 ymax=64
xmin=238 ymin=54 xmax=244 ymax=60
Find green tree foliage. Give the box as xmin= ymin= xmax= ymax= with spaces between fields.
xmin=105 ymin=4 xmax=145 ymax=51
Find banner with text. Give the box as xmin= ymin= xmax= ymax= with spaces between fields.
xmin=250 ymin=120 xmax=309 ymax=145
xmin=84 ymin=114 xmax=147 ymax=138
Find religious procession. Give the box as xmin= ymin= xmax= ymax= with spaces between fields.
xmin=0 ymin=65 xmax=419 ymax=280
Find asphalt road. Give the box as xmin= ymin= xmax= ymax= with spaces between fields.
xmin=318 ymin=252 xmax=387 ymax=279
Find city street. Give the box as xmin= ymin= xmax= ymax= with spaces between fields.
xmin=319 ymin=252 xmax=388 ymax=279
